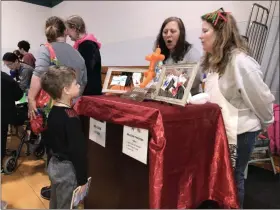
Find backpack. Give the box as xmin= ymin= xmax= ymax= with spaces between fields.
xmin=268 ymin=104 xmax=280 ymax=155
xmin=30 ymin=43 xmax=58 ymax=134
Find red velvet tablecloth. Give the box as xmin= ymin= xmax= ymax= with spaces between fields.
xmin=74 ymin=95 xmax=239 ymax=209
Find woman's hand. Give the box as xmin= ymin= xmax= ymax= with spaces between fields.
xmin=28 ymin=98 xmax=37 ymax=120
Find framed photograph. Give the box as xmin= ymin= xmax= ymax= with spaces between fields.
xmin=154 ymin=63 xmax=199 ymax=106
xmin=102 ymin=67 xmax=147 ymax=94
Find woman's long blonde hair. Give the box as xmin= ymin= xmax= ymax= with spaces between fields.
xmin=200 ymin=9 xmax=249 ymax=75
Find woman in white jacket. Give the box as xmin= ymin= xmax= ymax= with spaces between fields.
xmin=198 ymin=8 xmax=275 ymax=208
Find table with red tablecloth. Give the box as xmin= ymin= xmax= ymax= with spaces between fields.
xmin=74 ymin=95 xmax=239 ymax=209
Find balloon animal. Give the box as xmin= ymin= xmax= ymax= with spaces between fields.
xmin=140 ymin=47 xmax=165 ymax=88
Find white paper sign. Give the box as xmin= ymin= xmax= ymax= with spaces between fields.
xmin=122 ymin=126 xmax=149 ymax=164
xmin=89 ymin=118 xmax=106 ymax=147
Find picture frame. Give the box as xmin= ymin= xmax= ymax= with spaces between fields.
xmin=102 ymin=67 xmax=147 ymax=94
xmin=154 ymin=63 xmax=199 ymax=106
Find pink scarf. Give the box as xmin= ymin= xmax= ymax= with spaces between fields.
xmin=73 ymin=34 xmax=101 ymax=50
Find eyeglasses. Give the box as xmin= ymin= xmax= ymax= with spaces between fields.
xmin=4 ymin=62 xmax=15 ymax=67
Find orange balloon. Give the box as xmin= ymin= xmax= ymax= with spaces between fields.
xmin=140 ymin=47 xmax=165 ymax=88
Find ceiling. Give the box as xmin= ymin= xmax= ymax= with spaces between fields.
xmin=19 ymin=0 xmax=63 ymax=8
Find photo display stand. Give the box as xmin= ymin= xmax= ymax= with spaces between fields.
xmin=102 ymin=67 xmax=146 ymax=95
xmin=153 ymin=63 xmax=199 ymax=106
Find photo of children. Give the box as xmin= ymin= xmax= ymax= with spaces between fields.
xmin=103 ymin=69 xmax=146 ymax=96
xmin=158 ymin=67 xmax=191 ymax=99
xmin=108 ymin=72 xmax=144 ymax=92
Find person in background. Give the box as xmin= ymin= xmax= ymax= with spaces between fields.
xmin=65 ymin=15 xmax=102 ymax=96
xmin=11 ymin=50 xmax=23 ymax=80
xmin=13 ymin=50 xmax=23 ymax=62
xmin=2 ymin=52 xmax=33 ymax=91
xmin=41 ymin=66 xmax=88 ymax=209
xmin=28 ymin=16 xmax=87 ymax=201
xmin=199 ymin=8 xmax=275 ymax=208
xmin=18 ymin=40 xmax=36 ymax=68
xmin=155 ymin=17 xmax=201 ymax=95
xmin=1 ymin=71 xmax=23 ymax=173
xmin=65 ymin=15 xmax=102 ymax=150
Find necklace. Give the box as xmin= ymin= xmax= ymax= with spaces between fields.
xmin=56 ymin=101 xmax=71 ymax=108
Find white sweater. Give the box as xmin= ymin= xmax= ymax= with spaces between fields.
xmin=218 ymin=51 xmax=275 ymax=134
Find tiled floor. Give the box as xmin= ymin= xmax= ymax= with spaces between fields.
xmin=1 ymin=135 xmax=50 ymax=209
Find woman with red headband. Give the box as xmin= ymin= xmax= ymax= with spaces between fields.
xmin=199 ymin=8 xmax=274 ymax=208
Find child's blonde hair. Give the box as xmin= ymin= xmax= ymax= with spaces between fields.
xmin=41 ymin=66 xmax=76 ymax=100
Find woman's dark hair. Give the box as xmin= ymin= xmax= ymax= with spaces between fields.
xmin=45 ymin=16 xmax=66 ymax=43
xmin=2 ymin=52 xmax=19 ymax=62
xmin=155 ymin=17 xmax=192 ymax=63
xmin=13 ymin=50 xmax=23 ymax=60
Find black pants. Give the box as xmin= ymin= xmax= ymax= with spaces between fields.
xmin=40 ymin=131 xmax=52 ymax=190
xmin=1 ymin=123 xmax=8 ymax=163
xmin=39 ymin=131 xmax=51 ymax=166
xmin=80 ymin=115 xmax=89 ymax=140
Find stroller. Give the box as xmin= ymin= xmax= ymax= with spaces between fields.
xmin=2 ymin=102 xmax=46 ymax=174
